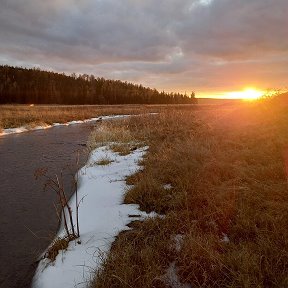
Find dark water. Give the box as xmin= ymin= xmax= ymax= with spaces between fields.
xmin=0 ymin=123 xmax=95 ymax=288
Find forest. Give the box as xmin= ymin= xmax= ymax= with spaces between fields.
xmin=0 ymin=65 xmax=197 ymax=105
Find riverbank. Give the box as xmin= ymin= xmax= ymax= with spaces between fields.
xmin=32 ymin=144 xmax=156 ymax=288
xmin=90 ymin=100 xmax=288 ymax=287
xmin=12 ymin=98 xmax=287 ymax=287
xmin=0 ymin=102 xmax=227 ymax=133
xmin=0 ymin=104 xmax=151 ymax=134
xmin=0 ymin=104 xmax=193 ymax=132
xmin=0 ymin=114 xmax=131 ymax=136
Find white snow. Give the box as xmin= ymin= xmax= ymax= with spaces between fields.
xmin=162 ymin=262 xmax=191 ymax=288
xmin=32 ymin=145 xmax=156 ymax=288
xmin=1 ymin=126 xmax=28 ymax=135
xmin=220 ymin=233 xmax=230 ymax=243
xmin=163 ymin=183 xmax=173 ymax=190
xmin=159 ymin=235 xmax=191 ymax=288
xmin=173 ymin=234 xmax=185 ymax=253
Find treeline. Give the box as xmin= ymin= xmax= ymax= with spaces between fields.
xmin=0 ymin=65 xmax=197 ymax=105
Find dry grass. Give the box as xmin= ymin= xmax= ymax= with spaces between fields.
xmin=45 ymin=235 xmax=77 ymax=262
xmin=0 ymin=104 xmax=157 ymax=130
xmin=109 ymin=143 xmax=141 ymax=156
xmin=94 ymin=156 xmax=114 ymax=166
xmin=88 ymin=121 xmax=136 ymax=149
xmin=87 ymin=118 xmax=146 ymax=156
xmin=93 ymin=218 xmax=176 ymax=288
xmin=89 ymin=100 xmax=288 ymax=288
xmin=0 ymin=103 xmax=204 ymax=131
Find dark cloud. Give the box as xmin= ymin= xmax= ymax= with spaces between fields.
xmin=0 ymin=0 xmax=287 ymax=95
xmin=178 ymin=0 xmax=288 ymax=60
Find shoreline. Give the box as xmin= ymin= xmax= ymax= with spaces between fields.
xmin=31 ymin=115 xmax=159 ymax=287
xmin=32 ymin=144 xmax=155 ymax=288
xmin=0 ymin=114 xmax=131 ymax=137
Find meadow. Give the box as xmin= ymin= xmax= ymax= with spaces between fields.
xmin=2 ymin=98 xmax=287 ymax=287
xmin=0 ymin=99 xmax=236 ymax=130
xmin=86 ymin=98 xmax=288 ymax=287
xmin=0 ymin=105 xmax=148 ymax=130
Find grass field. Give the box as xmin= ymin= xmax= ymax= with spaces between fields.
xmin=0 ymin=105 xmax=150 ymax=130
xmin=2 ymin=98 xmax=287 ymax=287
xmin=87 ymin=98 xmax=288 ymax=287
xmin=0 ymin=101 xmax=238 ymax=131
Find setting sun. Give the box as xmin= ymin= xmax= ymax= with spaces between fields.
xmin=240 ymin=88 xmax=264 ymax=100
xmin=224 ymin=88 xmax=264 ymax=100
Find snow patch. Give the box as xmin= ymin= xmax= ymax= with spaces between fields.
xmin=162 ymin=262 xmax=191 ymax=288
xmin=220 ymin=233 xmax=230 ymax=243
xmin=163 ymin=183 xmax=173 ymax=190
xmin=32 ymin=145 xmax=155 ymax=288
xmin=159 ymin=234 xmax=191 ymax=288
xmin=1 ymin=126 xmax=28 ymax=135
xmin=173 ymin=234 xmax=185 ymax=253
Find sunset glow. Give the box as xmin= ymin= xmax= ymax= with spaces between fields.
xmin=197 ymin=88 xmax=265 ymax=100
xmin=224 ymin=88 xmax=264 ymax=100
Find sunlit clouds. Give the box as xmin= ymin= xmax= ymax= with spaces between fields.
xmin=0 ymin=0 xmax=287 ymax=97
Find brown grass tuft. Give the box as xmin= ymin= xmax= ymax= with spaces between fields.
xmin=109 ymin=143 xmax=142 ymax=156
xmin=45 ymin=235 xmax=77 ymax=262
xmin=92 ymin=217 xmax=176 ymax=288
xmin=87 ymin=121 xmax=136 ymax=150
xmin=94 ymin=156 xmax=114 ymax=166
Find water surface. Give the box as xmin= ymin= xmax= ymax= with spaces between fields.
xmin=0 ymin=123 xmax=95 ymax=288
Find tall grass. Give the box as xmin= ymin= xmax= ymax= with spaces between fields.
xmin=0 ymin=105 xmax=153 ymax=130
xmin=0 ymin=104 xmax=203 ymax=130
xmin=90 ymin=101 xmax=288 ymax=287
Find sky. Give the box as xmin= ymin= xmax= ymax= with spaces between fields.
xmin=0 ymin=0 xmax=287 ymax=97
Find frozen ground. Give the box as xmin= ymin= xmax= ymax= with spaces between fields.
xmin=32 ymin=144 xmax=155 ymax=288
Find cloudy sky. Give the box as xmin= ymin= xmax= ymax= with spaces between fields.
xmin=0 ymin=0 xmax=287 ymax=97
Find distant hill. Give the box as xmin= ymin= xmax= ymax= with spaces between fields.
xmin=0 ymin=65 xmax=197 ymax=105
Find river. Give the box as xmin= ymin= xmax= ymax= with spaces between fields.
xmin=0 ymin=122 xmax=95 ymax=288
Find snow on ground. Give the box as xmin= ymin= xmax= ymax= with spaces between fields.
xmin=0 ymin=114 xmax=131 ymax=137
xmin=160 ymin=235 xmax=191 ymax=288
xmin=220 ymin=233 xmax=230 ymax=243
xmin=32 ymin=144 xmax=156 ymax=288
xmin=173 ymin=234 xmax=185 ymax=253
xmin=162 ymin=262 xmax=191 ymax=288
xmin=163 ymin=183 xmax=173 ymax=190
